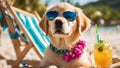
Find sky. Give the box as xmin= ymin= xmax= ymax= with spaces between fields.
xmin=41 ymin=0 xmax=98 ymax=6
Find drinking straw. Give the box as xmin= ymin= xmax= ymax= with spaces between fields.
xmin=95 ymin=24 xmax=100 ymax=44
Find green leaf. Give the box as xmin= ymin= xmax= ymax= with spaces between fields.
xmin=98 ymin=40 xmax=105 ymax=52
xmin=100 ymin=40 xmax=105 ymax=45
xmin=98 ymin=45 xmax=104 ymax=52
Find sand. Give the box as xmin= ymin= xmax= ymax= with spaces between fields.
xmin=0 ymin=26 xmax=120 ymax=68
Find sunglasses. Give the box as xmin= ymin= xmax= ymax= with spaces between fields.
xmin=46 ymin=11 xmax=77 ymax=21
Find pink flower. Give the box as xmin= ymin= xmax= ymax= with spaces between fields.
xmin=63 ymin=40 xmax=86 ymax=62
xmin=63 ymin=50 xmax=75 ymax=62
xmin=78 ymin=40 xmax=86 ymax=49
xmin=73 ymin=47 xmax=83 ymax=59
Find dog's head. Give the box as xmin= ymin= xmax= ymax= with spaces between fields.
xmin=40 ymin=3 xmax=91 ymax=38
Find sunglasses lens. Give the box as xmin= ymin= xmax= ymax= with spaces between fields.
xmin=63 ymin=11 xmax=77 ymax=21
xmin=46 ymin=11 xmax=58 ymax=20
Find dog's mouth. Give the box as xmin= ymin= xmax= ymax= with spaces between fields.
xmin=54 ymin=30 xmax=69 ymax=35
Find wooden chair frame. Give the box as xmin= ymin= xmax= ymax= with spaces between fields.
xmin=1 ymin=2 xmax=45 ymax=68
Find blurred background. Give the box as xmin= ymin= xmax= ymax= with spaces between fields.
xmin=12 ymin=0 xmax=120 ymax=26
xmin=0 ymin=0 xmax=120 ymax=67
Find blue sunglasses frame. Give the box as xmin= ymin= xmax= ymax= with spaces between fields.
xmin=46 ymin=11 xmax=77 ymax=21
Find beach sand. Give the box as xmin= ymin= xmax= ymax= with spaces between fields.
xmin=0 ymin=27 xmax=120 ymax=68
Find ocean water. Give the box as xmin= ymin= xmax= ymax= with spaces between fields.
xmin=84 ymin=25 xmax=120 ymax=37
xmin=98 ymin=25 xmax=120 ymax=32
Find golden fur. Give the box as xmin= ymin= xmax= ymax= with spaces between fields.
xmin=0 ymin=26 xmax=1 ymax=37
xmin=39 ymin=2 xmax=93 ymax=68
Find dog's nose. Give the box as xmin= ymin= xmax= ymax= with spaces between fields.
xmin=55 ymin=20 xmax=63 ymax=26
xmin=55 ymin=20 xmax=63 ymax=29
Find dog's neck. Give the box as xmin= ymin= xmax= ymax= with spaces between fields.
xmin=51 ymin=38 xmax=74 ymax=50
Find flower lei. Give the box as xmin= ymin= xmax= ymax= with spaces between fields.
xmin=49 ymin=40 xmax=86 ymax=62
xmin=63 ymin=40 xmax=86 ymax=62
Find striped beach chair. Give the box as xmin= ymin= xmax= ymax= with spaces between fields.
xmin=8 ymin=6 xmax=50 ymax=68
xmin=0 ymin=2 xmax=50 ymax=68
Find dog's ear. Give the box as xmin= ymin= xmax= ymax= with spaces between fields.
xmin=39 ymin=13 xmax=49 ymax=35
xmin=75 ymin=7 xmax=91 ymax=35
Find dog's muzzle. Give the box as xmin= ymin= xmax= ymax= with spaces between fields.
xmin=55 ymin=19 xmax=63 ymax=34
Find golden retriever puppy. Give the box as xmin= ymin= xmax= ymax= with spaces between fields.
xmin=39 ymin=2 xmax=92 ymax=68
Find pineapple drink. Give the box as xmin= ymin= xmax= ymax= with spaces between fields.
xmin=94 ymin=42 xmax=112 ymax=67
xmin=94 ymin=24 xmax=112 ymax=68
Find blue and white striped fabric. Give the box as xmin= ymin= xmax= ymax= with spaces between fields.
xmin=0 ymin=14 xmax=8 ymax=31
xmin=0 ymin=13 xmax=25 ymax=39
xmin=16 ymin=12 xmax=50 ymax=56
